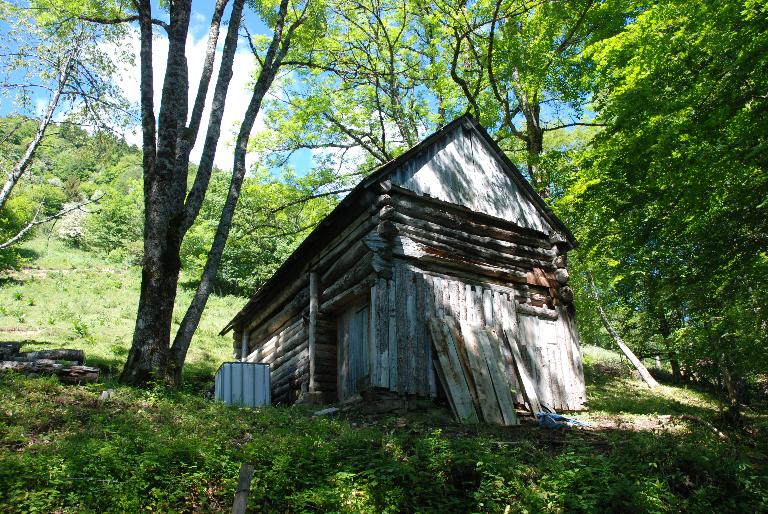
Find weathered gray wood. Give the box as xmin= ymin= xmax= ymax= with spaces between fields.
xmin=269 ymin=340 xmax=308 ymax=373
xmin=432 ymin=357 xmax=456 ymax=416
xmin=14 ymin=349 xmax=84 ymax=364
xmin=389 ymin=190 xmax=552 ymax=249
xmin=457 ymin=321 xmax=504 ymax=425
xmin=415 ymin=271 xmax=432 ymax=396
xmin=387 ymin=274 xmax=397 ymax=392
xmin=388 ymin=210 xmax=556 ymax=259
xmin=558 ymin=305 xmax=586 ymax=409
xmin=0 ymin=361 xmax=99 ymax=384
xmin=271 ymin=354 xmax=309 ymax=385
xmin=480 ymin=328 xmax=519 ymax=425
xmin=391 ymin=243 xmax=532 ymax=286
xmin=231 ymin=464 xmax=254 ymax=514
xmin=504 ymin=329 xmax=542 ymax=414
xmin=395 ymin=222 xmax=555 ymax=270
xmin=246 ymin=318 xmax=303 ymax=362
xmin=427 ymin=317 xmax=478 ymax=422
xmin=482 ymin=287 xmax=493 ymax=326
xmin=369 ymin=282 xmax=379 ymax=388
xmin=320 ymin=253 xmax=374 ymax=300
xmin=515 ymin=302 xmax=558 ymax=320
xmin=320 ymin=239 xmax=369 ymax=286
xmin=311 ymin=212 xmax=375 ymax=270
xmin=405 ymin=267 xmax=417 ymax=394
xmin=239 ymin=212 xmax=376 ymax=335
xmin=337 ymin=312 xmax=348 ymax=399
xmin=377 ymin=220 xmax=399 ymax=240
xmin=320 ymin=275 xmax=376 ymax=314
xmin=373 ymin=278 xmax=389 ymax=388
xmin=246 ymin=287 xmax=308 ymax=339
xmin=308 ymin=271 xmax=319 ymax=392
xmin=395 ymin=230 xmax=556 ymax=272
xmin=251 ymin=323 xmax=305 ymax=364
xmin=423 ymin=275 xmax=437 ymax=396
xmin=395 ymin=263 xmax=407 ymax=394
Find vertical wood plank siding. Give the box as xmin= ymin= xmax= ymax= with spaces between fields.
xmin=363 ymin=264 xmax=585 ymax=410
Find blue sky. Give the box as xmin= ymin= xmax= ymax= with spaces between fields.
xmin=0 ymin=0 xmax=314 ymax=175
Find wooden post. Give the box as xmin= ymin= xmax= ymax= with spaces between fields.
xmin=231 ymin=464 xmax=254 ymax=514
xmin=309 ymin=271 xmax=319 ymax=392
xmin=240 ymin=331 xmax=249 ymax=362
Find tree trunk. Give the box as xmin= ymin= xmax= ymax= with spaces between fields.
xmin=589 ymin=273 xmax=659 ymax=388
xmin=596 ymin=303 xmax=659 ymax=388
xmin=718 ymin=334 xmax=742 ymax=426
xmin=120 ymin=0 xmax=191 ymax=386
xmin=0 ymin=47 xmax=77 ymax=211
xmin=168 ymin=0 xmax=301 ymax=385
xmin=659 ymin=311 xmax=681 ymax=384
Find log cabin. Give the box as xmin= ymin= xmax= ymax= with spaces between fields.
xmin=220 ymin=114 xmax=587 ymax=414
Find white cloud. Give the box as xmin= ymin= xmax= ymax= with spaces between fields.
xmin=112 ymin=28 xmax=260 ymax=171
xmin=192 ymin=11 xmax=207 ymax=24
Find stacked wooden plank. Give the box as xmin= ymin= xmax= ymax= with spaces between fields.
xmin=428 ymin=315 xmax=519 ymax=425
xmin=0 ymin=344 xmax=98 ymax=384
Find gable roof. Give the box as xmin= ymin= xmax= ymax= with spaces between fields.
xmin=221 ymin=113 xmax=576 ymax=335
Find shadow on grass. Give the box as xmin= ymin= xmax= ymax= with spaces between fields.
xmin=182 ymin=359 xmax=221 ymax=394
xmin=0 ymin=275 xmax=25 ymax=287
xmin=15 ymin=247 xmax=40 ymax=262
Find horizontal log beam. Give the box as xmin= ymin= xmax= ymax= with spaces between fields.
xmin=390 ymin=190 xmax=552 ymax=249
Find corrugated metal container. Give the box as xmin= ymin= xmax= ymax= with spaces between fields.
xmin=214 ymin=362 xmax=271 ymax=407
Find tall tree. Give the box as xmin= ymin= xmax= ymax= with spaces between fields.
xmin=558 ymin=0 xmax=768 ymax=408
xmin=426 ymin=0 xmax=630 ymax=195
xmin=256 ymin=0 xmax=439 ymax=174
xmin=256 ymin=0 xmax=631 ymax=197
xmin=0 ymin=1 xmax=128 ymax=247
xmin=168 ymin=0 xmax=312 ymax=384
xmin=34 ymin=0 xmax=314 ymax=385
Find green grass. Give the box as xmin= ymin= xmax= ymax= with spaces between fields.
xmin=0 ymin=237 xmax=767 ymax=513
xmin=0 ymin=236 xmax=243 ymax=381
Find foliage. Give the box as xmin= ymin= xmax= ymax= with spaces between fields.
xmin=556 ymin=0 xmax=768 ymax=391
xmin=182 ymin=168 xmax=340 ymax=295
xmin=0 ymin=196 xmax=35 ymax=268
xmin=84 ymin=182 xmax=144 ymax=264
xmin=257 ymin=0 xmax=632 ymax=194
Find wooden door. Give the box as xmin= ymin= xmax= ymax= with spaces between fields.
xmin=337 ymin=300 xmax=370 ymax=399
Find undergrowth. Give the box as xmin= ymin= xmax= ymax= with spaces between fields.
xmin=1 ymin=369 xmax=767 ymax=513
xmin=0 ymin=238 xmax=767 ymax=512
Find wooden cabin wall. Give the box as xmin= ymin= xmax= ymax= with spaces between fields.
xmin=364 ymin=188 xmax=586 ymax=411
xmin=233 ymin=181 xmax=584 ymax=409
xmin=237 ymin=211 xmax=378 ymax=404
xmin=387 ymin=123 xmax=554 ymax=235
xmin=243 ymin=317 xmax=308 ymax=404
xmin=366 ymin=263 xmax=585 ymax=410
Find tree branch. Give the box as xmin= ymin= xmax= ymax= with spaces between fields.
xmin=79 ymin=15 xmax=170 ymax=32
xmin=542 ymin=121 xmax=606 ymax=131
xmin=0 ymin=194 xmax=104 ymax=250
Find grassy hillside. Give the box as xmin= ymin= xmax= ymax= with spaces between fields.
xmin=1 ymin=237 xmax=767 ymax=513
xmin=0 ymin=237 xmax=243 ymax=383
